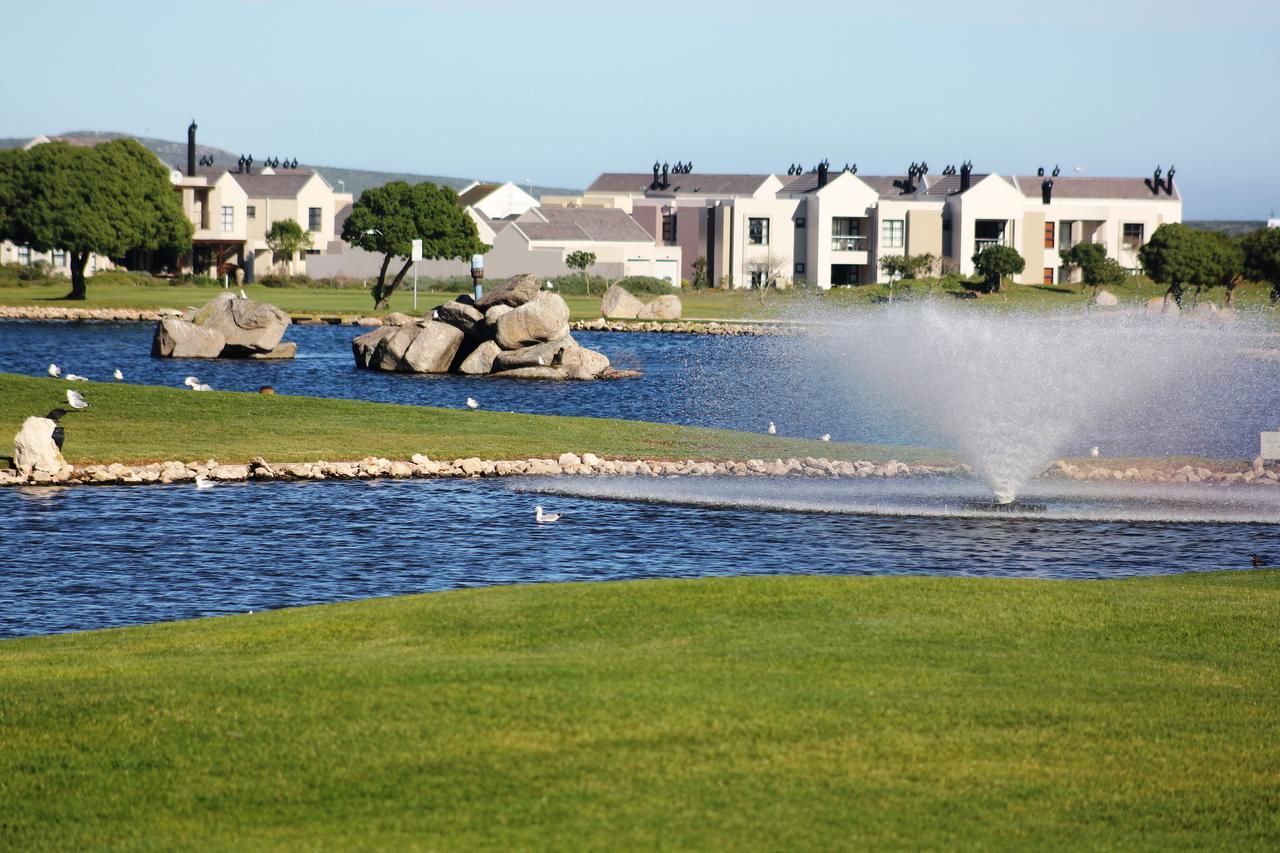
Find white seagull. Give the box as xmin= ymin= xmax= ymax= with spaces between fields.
xmin=193 ymin=383 xmax=213 ymax=392
xmin=238 ymin=288 xmax=247 ymax=299
xmin=66 ymin=389 xmax=88 ymax=410
xmin=466 ymin=397 xmax=479 ymax=409
xmin=431 ymin=309 xmax=439 ymax=320
xmin=195 ymin=474 xmax=215 ymax=490
xmin=767 ymin=421 xmax=777 ymax=435
xmin=820 ymin=434 xmax=831 ymax=442
xmin=47 ymin=363 xmax=61 ymax=378
xmin=113 ymin=369 xmax=124 ymax=382
xmin=534 ymin=505 xmax=561 ymax=524
xmin=1089 ymin=446 xmax=1100 ymax=458
xmin=65 ymin=373 xmax=89 ymax=382
xmin=184 ymin=376 xmax=200 ymax=388
xmin=537 ymin=356 xmax=545 ymax=365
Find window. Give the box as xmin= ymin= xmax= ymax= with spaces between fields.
xmin=18 ymin=246 xmax=30 ymax=265
xmin=1044 ymin=267 xmax=1054 ymax=285
xmin=221 ymin=205 xmax=234 ymax=233
xmin=749 ymin=270 xmax=765 ymax=287
xmin=832 ymin=217 xmax=864 ymax=251
xmin=747 ymin=217 xmax=769 ymax=245
xmin=247 ymin=205 xmax=256 ymax=220
xmin=52 ymin=250 xmax=67 ymax=268
xmin=881 ymin=219 xmax=904 ymax=249
xmin=308 ymin=207 xmax=322 ymax=232
xmin=661 ymin=213 xmax=678 ymax=243
xmin=1043 ymin=222 xmax=1055 ymax=249
xmin=1059 ymin=221 xmax=1073 ymax=249
xmin=795 ymin=216 xmax=806 ymax=228
xmin=794 ymin=262 xmax=805 ymax=275
xmin=1122 ymin=223 xmax=1144 ymax=250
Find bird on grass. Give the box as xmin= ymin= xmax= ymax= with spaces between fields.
xmin=821 ymin=434 xmax=831 ymax=442
xmin=195 ymin=474 xmax=215 ymax=490
xmin=534 ymin=505 xmax=561 ymax=523
xmin=238 ymin=288 xmax=247 ymax=300
xmin=47 ymin=363 xmax=61 ymax=378
xmin=65 ymin=389 xmax=88 ymax=410
xmin=65 ymin=373 xmax=89 ymax=382
xmin=113 ymin=368 xmax=124 ymax=382
xmin=184 ymin=376 xmax=213 ymax=392
xmin=1253 ymin=554 xmax=1266 ymax=568
xmin=1090 ymin=446 xmax=1100 ymax=458
xmin=45 ymin=408 xmax=68 ymax=450
xmin=466 ymin=397 xmax=479 ymax=409
xmin=767 ymin=421 xmax=777 ymax=435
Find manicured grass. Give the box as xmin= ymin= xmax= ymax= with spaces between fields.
xmin=0 ymin=372 xmax=943 ymax=466
xmin=1 ymin=571 xmax=1276 ymax=848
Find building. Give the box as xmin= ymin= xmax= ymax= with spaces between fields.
xmin=556 ymin=161 xmax=1183 ymax=289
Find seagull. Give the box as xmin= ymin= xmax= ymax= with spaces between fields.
xmin=184 ymin=376 xmax=200 ymax=388
xmin=537 ymin=356 xmax=545 ymax=365
xmin=195 ymin=474 xmax=215 ymax=490
xmin=767 ymin=421 xmax=777 ymax=435
xmin=193 ymin=383 xmax=212 ymax=392
xmin=431 ymin=309 xmax=439 ymax=320
xmin=534 ymin=505 xmax=561 ymax=523
xmin=1089 ymin=446 xmax=1100 ymax=458
xmin=47 ymin=363 xmax=61 ymax=378
xmin=466 ymin=397 xmax=479 ymax=409
xmin=65 ymin=373 xmax=89 ymax=382
xmin=821 ymin=434 xmax=831 ymax=442
xmin=45 ymin=408 xmax=68 ymax=450
xmin=66 ymin=389 xmax=88 ymax=410
xmin=113 ymin=368 xmax=124 ymax=382
xmin=238 ymin=288 xmax=247 ymax=299
xmin=1251 ymin=554 xmax=1265 ymax=567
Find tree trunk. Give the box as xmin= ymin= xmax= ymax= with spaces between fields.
xmin=373 ymin=258 xmax=414 ymax=312
xmin=66 ymin=251 xmax=89 ymax=300
xmin=371 ymin=253 xmax=395 ymax=309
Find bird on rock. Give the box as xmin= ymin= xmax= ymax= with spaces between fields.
xmin=45 ymin=408 xmax=69 ymax=450
xmin=1090 ymin=446 xmax=1100 ymax=458
xmin=66 ymin=389 xmax=88 ymax=410
xmin=534 ymin=505 xmax=561 ymax=524
xmin=47 ymin=363 xmax=61 ymax=378
xmin=767 ymin=421 xmax=777 ymax=435
xmin=466 ymin=397 xmax=479 ymax=409
xmin=113 ymin=369 xmax=124 ymax=382
xmin=239 ymin=288 xmax=247 ymax=299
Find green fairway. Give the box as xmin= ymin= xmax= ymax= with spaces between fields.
xmin=1 ymin=571 xmax=1276 ymax=849
xmin=0 ymin=372 xmax=941 ymax=466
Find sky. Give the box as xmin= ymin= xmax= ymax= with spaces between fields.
xmin=6 ymin=0 xmax=1279 ymax=218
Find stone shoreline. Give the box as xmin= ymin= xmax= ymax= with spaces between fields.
xmin=4 ymin=453 xmax=1279 ymax=489
xmin=0 ymin=305 xmax=782 ymax=335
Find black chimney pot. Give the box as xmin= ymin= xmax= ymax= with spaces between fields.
xmin=817 ymin=160 xmax=829 ymax=188
xmin=187 ymin=120 xmax=197 ymax=177
xmin=1042 ymin=177 xmax=1054 ymax=205
xmin=960 ymin=160 xmax=973 ymax=192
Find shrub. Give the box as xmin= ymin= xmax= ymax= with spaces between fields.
xmin=615 ymin=275 xmax=677 ymax=295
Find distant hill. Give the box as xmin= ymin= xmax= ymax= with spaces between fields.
xmin=1186 ymin=220 xmax=1267 ymax=237
xmin=0 ymin=131 xmax=580 ymax=200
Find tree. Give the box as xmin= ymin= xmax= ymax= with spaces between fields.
xmin=879 ymin=253 xmax=936 ymax=282
xmin=0 ymin=139 xmax=192 ymax=299
xmin=971 ymin=245 xmax=1024 ymax=293
xmin=1060 ymin=242 xmax=1127 ymax=294
xmin=1139 ymin=223 xmax=1215 ymax=306
xmin=342 ymin=181 xmax=488 ymax=310
xmin=265 ymin=219 xmax=312 ymax=280
xmin=691 ymin=255 xmax=709 ymax=289
xmin=1242 ymin=227 xmax=1280 ymax=303
xmin=1202 ymin=231 xmax=1244 ymax=306
xmin=746 ymin=252 xmax=787 ymax=303
xmin=566 ymin=250 xmax=597 ymax=294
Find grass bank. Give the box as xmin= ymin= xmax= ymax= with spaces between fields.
xmin=1 ymin=571 xmax=1277 ymax=848
xmin=0 ymin=373 xmax=942 ymax=467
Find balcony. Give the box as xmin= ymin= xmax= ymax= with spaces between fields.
xmin=974 ymin=238 xmax=1007 ymax=253
xmin=831 ymin=235 xmax=868 ymax=252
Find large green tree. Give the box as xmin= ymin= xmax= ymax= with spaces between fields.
xmin=971 ymin=245 xmax=1024 ymax=293
xmin=342 ymin=181 xmax=489 ymax=310
xmin=265 ymin=218 xmax=312 ymax=280
xmin=1241 ymin=227 xmax=1280 ymax=303
xmin=0 ymin=139 xmax=191 ymax=299
xmin=1060 ymin=242 xmax=1128 ymax=294
xmin=1202 ymin=231 xmax=1244 ymax=306
xmin=1138 ymin=223 xmax=1219 ymax=306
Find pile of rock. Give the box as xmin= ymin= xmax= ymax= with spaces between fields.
xmin=601 ymin=283 xmax=682 ymax=320
xmin=351 ymin=274 xmax=617 ymax=380
xmin=0 ymin=306 xmax=166 ymax=322
xmin=152 ymin=293 xmax=295 ymax=359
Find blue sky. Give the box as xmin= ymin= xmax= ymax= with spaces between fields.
xmin=6 ymin=0 xmax=1278 ymax=218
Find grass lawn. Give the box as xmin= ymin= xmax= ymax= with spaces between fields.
xmin=1 ymin=571 xmax=1276 ymax=848
xmin=0 ymin=372 xmax=944 ymax=466
xmin=5 ymin=277 xmax=1274 ymax=322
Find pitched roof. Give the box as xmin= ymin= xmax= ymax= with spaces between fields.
xmin=1012 ymin=175 xmax=1179 ymax=201
xmin=178 ymin=165 xmax=328 ymax=198
xmin=457 ymin=181 xmax=501 ymax=207
xmin=514 ymin=207 xmax=655 ymax=243
xmin=587 ymin=172 xmax=773 ymax=196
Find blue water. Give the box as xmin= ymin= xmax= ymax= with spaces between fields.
xmin=3 ymin=319 xmax=1279 ymax=457
xmin=1 ymin=476 xmax=1274 ymax=639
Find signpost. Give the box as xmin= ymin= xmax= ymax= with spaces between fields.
xmin=411 ymin=239 xmax=423 ymax=311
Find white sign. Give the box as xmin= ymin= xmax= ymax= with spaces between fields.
xmin=411 ymin=239 xmax=423 ymax=262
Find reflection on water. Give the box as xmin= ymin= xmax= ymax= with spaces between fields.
xmin=1 ymin=477 xmax=1274 ymax=639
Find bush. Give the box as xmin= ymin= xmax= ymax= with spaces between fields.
xmin=615 ymin=275 xmax=677 ymax=295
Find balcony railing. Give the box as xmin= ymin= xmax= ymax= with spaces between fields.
xmin=831 ymin=235 xmax=867 ymax=252
xmin=974 ymin=238 xmax=1006 ymax=253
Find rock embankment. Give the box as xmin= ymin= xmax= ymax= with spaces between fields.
xmin=353 ymin=274 xmax=619 ymax=380
xmin=1 ymin=455 xmax=960 ymax=487
xmin=571 ymin=318 xmax=782 ymax=336
xmin=0 ymin=305 xmax=167 ymax=322
xmin=1041 ymin=458 xmax=1280 ymax=486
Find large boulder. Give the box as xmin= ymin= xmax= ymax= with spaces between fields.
xmin=191 ymin=292 xmax=290 ymax=354
xmin=494 ymin=292 xmax=571 ymax=349
xmin=483 ymin=304 xmax=513 ymax=330
xmin=474 ymin=273 xmax=542 ymax=311
xmin=602 ymin=284 xmax=644 ymax=319
xmin=637 ymin=293 xmax=682 ymax=320
xmin=14 ymin=416 xmax=66 ymax=476
xmin=402 ymin=322 xmax=465 ymax=373
xmin=492 ymin=365 xmax=568 ymax=381
xmin=352 ymin=326 xmax=395 ymax=369
xmin=560 ymin=346 xmax=611 ymax=380
xmin=382 ymin=312 xmax=416 ymax=326
xmin=458 ymin=340 xmax=502 ymax=375
xmin=376 ymin=323 xmax=424 ymax=371
xmin=491 ymin=337 xmax=610 ymax=379
xmin=434 ymin=301 xmax=484 ymax=336
xmin=152 ymin=318 xmax=226 ymax=358
xmin=1093 ymin=290 xmax=1119 ymax=307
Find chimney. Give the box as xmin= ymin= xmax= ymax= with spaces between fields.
xmin=960 ymin=160 xmax=973 ymax=192
xmin=817 ymin=160 xmax=829 ymax=188
xmin=661 ymin=161 xmax=669 ymax=190
xmin=1042 ymin=177 xmax=1054 ymax=204
xmin=187 ymin=120 xmax=197 ymax=177
xmin=1166 ymin=165 xmax=1176 ymax=195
